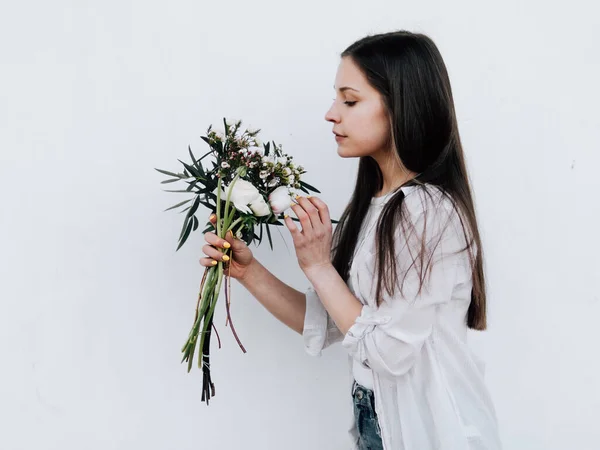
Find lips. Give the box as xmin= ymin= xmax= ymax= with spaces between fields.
xmin=333 ymin=131 xmax=347 ymax=137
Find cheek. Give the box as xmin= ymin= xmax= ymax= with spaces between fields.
xmin=351 ymin=108 xmax=390 ymax=151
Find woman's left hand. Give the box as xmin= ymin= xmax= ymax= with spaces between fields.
xmin=283 ymin=195 xmax=333 ymax=277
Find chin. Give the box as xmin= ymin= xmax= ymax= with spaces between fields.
xmin=337 ymin=146 xmax=367 ymax=159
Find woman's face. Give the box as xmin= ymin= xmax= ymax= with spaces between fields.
xmin=325 ymin=57 xmax=392 ymax=159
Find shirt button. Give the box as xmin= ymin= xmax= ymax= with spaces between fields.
xmin=356 ymin=390 xmax=364 ymax=400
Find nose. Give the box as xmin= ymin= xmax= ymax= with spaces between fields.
xmin=324 ymin=102 xmax=340 ymax=124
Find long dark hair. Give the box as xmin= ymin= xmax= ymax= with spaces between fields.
xmin=330 ymin=31 xmax=486 ymax=330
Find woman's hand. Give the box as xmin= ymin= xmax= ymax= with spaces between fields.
xmin=283 ymin=196 xmax=334 ymax=277
xmin=199 ymin=214 xmax=255 ymax=280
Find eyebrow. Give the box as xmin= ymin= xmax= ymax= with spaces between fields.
xmin=334 ymin=85 xmax=360 ymax=93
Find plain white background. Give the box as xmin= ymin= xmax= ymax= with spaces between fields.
xmin=1 ymin=0 xmax=599 ymax=449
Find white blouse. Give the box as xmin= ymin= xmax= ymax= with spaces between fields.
xmin=303 ymin=185 xmax=502 ymax=450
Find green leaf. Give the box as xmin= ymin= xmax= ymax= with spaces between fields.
xmin=187 ymin=196 xmax=201 ymax=218
xmin=177 ymin=219 xmax=194 ymax=251
xmin=199 ymin=200 xmax=214 ymax=210
xmin=223 ymin=118 xmax=229 ymax=137
xmin=178 ymin=216 xmax=190 ymax=241
xmin=265 ymin=223 xmax=273 ymax=250
xmin=155 ymin=168 xmax=182 ymax=178
xmin=188 ymin=145 xmax=202 ymax=171
xmin=299 ymin=180 xmax=321 ymax=193
xmin=160 ymin=178 xmax=181 ymax=184
xmin=180 ymin=161 xmax=204 ymax=180
xmin=164 ymin=198 xmax=193 ymax=212
xmin=192 ymin=216 xmax=199 ymax=231
xmin=264 ymin=141 xmax=270 ymax=157
xmin=162 ymin=189 xmax=193 ymax=193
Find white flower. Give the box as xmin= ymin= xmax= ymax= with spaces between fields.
xmin=249 ymin=196 xmax=271 ymax=217
xmin=262 ymin=155 xmax=275 ymax=164
xmin=249 ymin=161 xmax=258 ymax=168
xmin=214 ymin=179 xmax=261 ymax=215
xmin=259 ymin=170 xmax=269 ymax=179
xmin=288 ymin=175 xmax=295 ymax=183
xmin=283 ymin=167 xmax=292 ymax=175
xmin=277 ymin=157 xmax=288 ymax=165
xmin=267 ymin=177 xmax=280 ymax=188
xmin=269 ymin=186 xmax=294 ymax=214
xmin=221 ymin=161 xmax=230 ymax=168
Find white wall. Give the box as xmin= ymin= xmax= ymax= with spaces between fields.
xmin=1 ymin=1 xmax=599 ymax=449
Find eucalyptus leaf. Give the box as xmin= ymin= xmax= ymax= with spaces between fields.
xmin=299 ymin=180 xmax=321 ymax=193
xmin=178 ymin=216 xmax=190 ymax=241
xmin=155 ymin=168 xmax=182 ymax=178
xmin=265 ymin=224 xmax=273 ymax=250
xmin=164 ymin=198 xmax=193 ymax=212
xmin=177 ymin=219 xmax=194 ymax=251
xmin=187 ymin=196 xmax=201 ymax=218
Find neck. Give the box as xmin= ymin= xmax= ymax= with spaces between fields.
xmin=371 ymin=151 xmax=416 ymax=196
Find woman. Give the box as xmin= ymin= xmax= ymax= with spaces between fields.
xmin=200 ymin=30 xmax=501 ymax=450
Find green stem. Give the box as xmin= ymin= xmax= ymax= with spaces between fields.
xmin=198 ymin=264 xmax=225 ymax=368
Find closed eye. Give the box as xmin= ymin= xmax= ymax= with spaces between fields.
xmin=344 ymin=101 xmax=357 ymax=106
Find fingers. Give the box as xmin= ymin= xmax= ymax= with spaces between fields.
xmin=209 ymin=213 xmax=217 ymax=224
xmin=204 ymin=230 xmax=231 ymax=250
xmin=291 ymin=196 xmax=317 ymax=232
xmin=306 ymin=196 xmax=332 ymax=230
xmin=283 ymin=213 xmax=301 ymax=238
xmin=202 ymin=244 xmax=230 ymax=262
xmin=199 ymin=257 xmax=220 ymax=267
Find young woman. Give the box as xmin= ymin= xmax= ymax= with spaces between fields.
xmin=200 ymin=30 xmax=501 ymax=450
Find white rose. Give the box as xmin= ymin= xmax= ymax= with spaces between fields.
xmin=249 ymin=196 xmax=271 ymax=217
xmin=268 ymin=186 xmax=294 ymax=215
xmin=277 ymin=157 xmax=288 ymax=165
xmin=214 ymin=179 xmax=261 ymax=215
xmin=288 ymin=175 xmax=295 ymax=183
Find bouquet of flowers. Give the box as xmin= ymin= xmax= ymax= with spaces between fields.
xmin=156 ymin=119 xmax=328 ymax=404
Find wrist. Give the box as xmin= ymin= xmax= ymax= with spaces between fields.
xmin=238 ymin=257 xmax=261 ymax=284
xmin=303 ymin=262 xmax=336 ymax=284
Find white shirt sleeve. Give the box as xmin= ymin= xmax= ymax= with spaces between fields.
xmin=341 ymin=201 xmax=470 ymax=378
xmin=302 ymin=286 xmax=344 ymax=356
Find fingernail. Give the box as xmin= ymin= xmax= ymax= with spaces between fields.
xmin=306 ymin=195 xmax=312 ymax=199
xmin=284 ymin=214 xmax=289 ymax=219
xmin=294 ymin=195 xmax=301 ymax=200
xmin=222 ymin=255 xmax=230 ymax=261
xmin=223 ymin=241 xmax=231 ymax=249
xmin=211 ymin=260 xmax=218 ymax=266
xmin=209 ymin=214 xmax=216 ymax=220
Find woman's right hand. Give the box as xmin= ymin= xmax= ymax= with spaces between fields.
xmin=200 ymin=214 xmax=254 ymax=280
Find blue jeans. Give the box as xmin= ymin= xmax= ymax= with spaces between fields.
xmin=352 ymin=381 xmax=384 ymax=450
